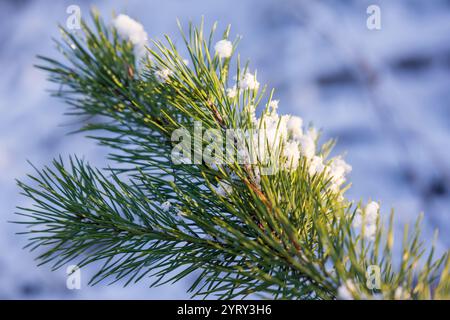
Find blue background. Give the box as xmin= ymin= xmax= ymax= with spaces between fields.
xmin=0 ymin=0 xmax=449 ymax=299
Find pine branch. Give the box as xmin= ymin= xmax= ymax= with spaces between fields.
xmin=15 ymin=11 xmax=449 ymax=300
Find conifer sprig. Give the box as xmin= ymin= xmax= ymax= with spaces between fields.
xmin=15 ymin=11 xmax=449 ymax=299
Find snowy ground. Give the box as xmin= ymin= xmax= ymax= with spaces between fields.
xmin=0 ymin=0 xmax=449 ymax=299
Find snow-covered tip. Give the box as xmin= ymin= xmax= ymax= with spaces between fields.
xmin=239 ymin=72 xmax=260 ymax=91
xmin=214 ymin=39 xmax=233 ymax=59
xmin=287 ymin=116 xmax=303 ymax=138
xmin=394 ymin=286 xmax=411 ymax=300
xmin=226 ymin=85 xmax=238 ymax=98
xmin=297 ymin=134 xmax=315 ymax=160
xmin=283 ymin=141 xmax=300 ymax=170
xmin=113 ymin=14 xmax=148 ymax=56
xmin=364 ymin=201 xmax=379 ymax=225
xmin=308 ymin=155 xmax=325 ymax=176
xmin=268 ymin=100 xmax=279 ymax=113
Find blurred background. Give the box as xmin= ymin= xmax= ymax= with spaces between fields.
xmin=0 ymin=0 xmax=449 ymax=299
